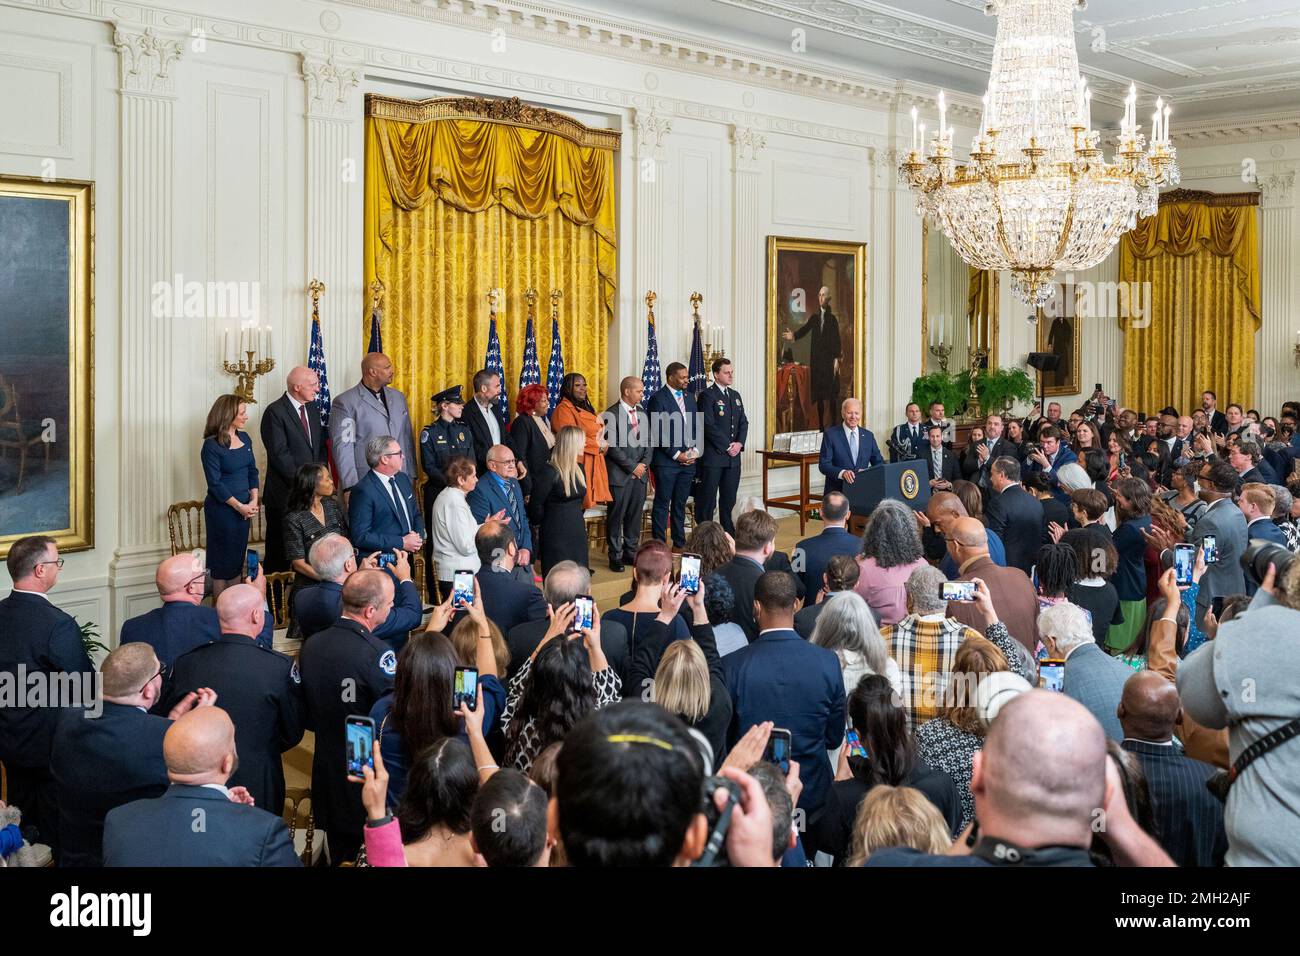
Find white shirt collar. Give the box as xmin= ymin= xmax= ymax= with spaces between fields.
xmin=1123 ymin=737 xmax=1174 ymax=748
xmin=287 ymin=393 xmax=305 ymax=415
xmin=201 ymin=783 xmax=233 ymax=796
xmin=11 ymin=587 xmax=52 ymax=603
xmin=621 ymin=401 xmax=638 ymax=417
xmin=844 ymin=423 xmax=857 ymax=438
xmin=917 ymin=611 xmax=947 ymax=623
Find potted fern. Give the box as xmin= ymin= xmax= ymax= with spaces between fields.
xmin=910 ymin=371 xmax=970 ymax=418
xmin=78 ymin=619 xmax=108 ymax=664
xmin=974 ymin=367 xmax=1035 ymax=418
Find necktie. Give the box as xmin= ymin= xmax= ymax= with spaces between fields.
xmin=849 ymin=428 xmax=858 ymax=464
xmin=629 ymin=408 xmax=638 ymax=433
xmin=388 ymin=478 xmax=409 ymax=533
xmin=675 ymin=390 xmax=686 ymax=415
xmin=504 ymin=480 xmax=522 ymax=528
xmin=298 ymin=404 xmax=311 ymax=447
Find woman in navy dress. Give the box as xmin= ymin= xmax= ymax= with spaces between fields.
xmin=202 ymin=394 xmax=260 ymax=597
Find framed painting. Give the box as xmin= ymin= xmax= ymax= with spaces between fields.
xmin=766 ymin=237 xmax=867 ymax=451
xmin=0 ymin=175 xmax=94 ymax=559
xmin=1036 ymin=282 xmax=1081 ymax=397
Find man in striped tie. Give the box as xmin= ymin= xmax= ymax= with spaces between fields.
xmin=467 ymin=444 xmax=533 ymax=571
xmin=603 ymin=376 xmax=652 ymax=571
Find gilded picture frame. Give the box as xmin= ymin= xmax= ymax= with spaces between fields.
xmin=0 ymin=175 xmax=95 ymax=559
xmin=1035 ymin=283 xmax=1082 ymax=397
xmin=766 ymin=237 xmax=867 ymax=457
xmin=920 ymin=221 xmax=999 ymax=371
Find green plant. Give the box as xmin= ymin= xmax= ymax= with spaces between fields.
xmin=910 ymin=371 xmax=969 ymax=418
xmin=78 ymin=619 xmax=108 ymax=662
xmin=974 ymin=367 xmax=1036 ymax=415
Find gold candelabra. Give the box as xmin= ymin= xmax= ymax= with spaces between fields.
xmin=963 ymin=345 xmax=989 ymax=422
xmin=929 ymin=341 xmax=953 ymax=374
xmin=222 ymin=287 xmax=284 ymax=404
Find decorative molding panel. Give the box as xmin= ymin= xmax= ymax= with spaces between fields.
xmin=302 ymin=54 xmax=361 ymax=120
xmin=1260 ymin=169 xmax=1297 ymax=209
xmin=633 ymin=106 xmax=672 ymax=158
xmin=733 ymin=124 xmax=767 ymax=171
xmin=0 ymin=53 xmax=74 ymax=157
xmin=113 ymin=24 xmax=182 ymax=96
xmin=771 ymin=161 xmax=855 ymax=230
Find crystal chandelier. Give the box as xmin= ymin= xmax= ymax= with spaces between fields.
xmin=899 ymin=0 xmax=1179 ymax=306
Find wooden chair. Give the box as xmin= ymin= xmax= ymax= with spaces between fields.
xmin=265 ymin=571 xmax=295 ymax=629
xmin=0 ymin=377 xmax=51 ymax=493
xmin=411 ymin=552 xmax=431 ymax=606
xmin=585 ymin=506 xmax=608 ymax=553
xmin=248 ymin=506 xmax=266 ymax=547
xmin=167 ymin=500 xmax=205 ymax=556
xmin=283 ymin=788 xmax=317 ymax=866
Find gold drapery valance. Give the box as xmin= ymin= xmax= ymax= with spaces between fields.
xmin=363 ymin=95 xmax=618 ymax=446
xmin=1119 ymin=193 xmax=1261 ymax=415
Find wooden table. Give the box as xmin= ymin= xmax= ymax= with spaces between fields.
xmin=758 ymin=450 xmax=823 ymax=535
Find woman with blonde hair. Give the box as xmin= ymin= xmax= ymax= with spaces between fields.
xmin=652 ymin=635 xmax=731 ymax=768
xmin=527 ymin=425 xmax=589 ymax=575
xmin=448 ymin=614 xmax=510 ymax=676
xmin=844 ymin=785 xmax=953 ymax=866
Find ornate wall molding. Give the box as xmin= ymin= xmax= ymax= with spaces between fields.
xmin=732 ymin=125 xmax=767 ymax=171
xmin=1260 ymin=169 xmax=1296 ymax=209
xmin=301 ymin=54 xmax=361 ymax=120
xmin=366 ymin=93 xmax=621 ymax=149
xmin=633 ymin=107 xmax=673 ymax=159
xmin=112 ymin=24 xmax=182 ymax=96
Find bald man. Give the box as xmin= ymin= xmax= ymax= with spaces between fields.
xmin=166 ymin=585 xmax=304 ymax=812
xmin=919 ymin=491 xmax=1008 ymax=577
xmin=102 ymin=707 xmax=301 ymax=867
xmin=260 ymin=365 xmax=328 ymax=570
xmin=330 ymin=352 xmax=416 ymax=497
xmin=1118 ymin=671 xmax=1227 ymax=867
xmin=120 ymin=552 xmax=272 ymax=670
xmin=944 ymin=516 xmax=1040 ymax=652
xmin=868 ymin=691 xmax=1174 ymax=866
xmin=782 ymin=285 xmax=842 ymax=428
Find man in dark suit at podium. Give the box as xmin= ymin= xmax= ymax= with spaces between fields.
xmin=259 ymin=366 xmax=327 ymax=571
xmin=818 ymin=397 xmax=883 ymax=496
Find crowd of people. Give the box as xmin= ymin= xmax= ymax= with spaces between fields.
xmin=2 ymin=363 xmax=1299 ymax=868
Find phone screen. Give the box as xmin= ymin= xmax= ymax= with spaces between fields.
xmin=765 ymin=728 xmax=792 ymax=773
xmin=572 ymin=595 xmax=595 ymax=632
xmin=245 ymin=549 xmax=259 ymax=580
xmin=345 ymin=717 xmax=375 ymax=776
xmin=1174 ymin=544 xmax=1195 ymax=586
xmin=453 ymin=666 xmax=478 ymax=711
xmin=680 ymin=554 xmax=701 ymax=595
xmin=377 ymin=551 xmax=396 ymax=570
xmin=1040 ymin=660 xmax=1065 ymax=693
xmin=1202 ymin=535 xmax=1218 ymax=564
xmin=845 ymin=728 xmax=868 ymax=759
xmin=941 ymin=581 xmax=976 ymax=602
xmin=453 ymin=570 xmax=475 ymax=606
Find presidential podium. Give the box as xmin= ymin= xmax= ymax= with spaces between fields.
xmin=843 ymin=461 xmax=930 ymax=534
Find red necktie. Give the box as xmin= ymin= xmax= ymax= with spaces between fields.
xmin=299 ymin=404 xmax=311 ymax=447
xmin=629 ymin=409 xmax=638 ymax=433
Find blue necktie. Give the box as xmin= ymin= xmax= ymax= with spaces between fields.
xmin=502 ymin=477 xmax=521 ymax=528
xmin=388 ymin=478 xmax=409 ymax=532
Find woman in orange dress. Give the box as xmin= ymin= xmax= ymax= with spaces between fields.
xmin=550 ymin=372 xmax=612 ymax=509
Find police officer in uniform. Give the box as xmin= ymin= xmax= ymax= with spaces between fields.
xmin=695 ymin=357 xmax=749 ymax=535
xmin=165 ymin=584 xmax=304 ymax=814
xmin=298 ymin=570 xmax=398 ymax=864
xmin=420 ymin=386 xmax=474 ymax=595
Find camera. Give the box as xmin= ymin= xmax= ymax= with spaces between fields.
xmin=694 ymin=775 xmax=741 ymax=867
xmin=1242 ymin=541 xmax=1294 ymax=588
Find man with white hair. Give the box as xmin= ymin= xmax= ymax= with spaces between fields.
xmin=1038 ymin=602 xmax=1133 ymax=741
xmin=867 ymin=691 xmax=1174 ymax=866
xmin=817 ymin=397 xmax=883 ymax=496
xmin=260 ymin=365 xmax=328 ymax=571
xmin=291 ymin=533 xmax=422 ymax=645
xmin=781 ymin=285 xmax=842 ymax=429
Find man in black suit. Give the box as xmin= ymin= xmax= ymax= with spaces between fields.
xmin=292 ymin=533 xmax=423 ymax=647
xmin=348 ymin=435 xmax=426 ymax=555
xmin=1229 ymin=440 xmax=1274 ymax=488
xmin=889 ymin=403 xmax=925 ymax=462
xmin=0 ymin=536 xmax=94 ymax=853
xmin=646 ymin=362 xmax=701 ymax=548
xmin=1201 ymin=390 xmax=1229 ymax=436
xmin=1118 ymin=671 xmax=1227 ymax=867
xmin=51 ymin=642 xmax=216 ymax=866
xmin=714 ymin=509 xmax=781 ymax=643
xmin=461 ymin=522 xmax=547 ymax=635
xmin=984 ymin=457 xmax=1044 ymax=576
xmin=921 ymin=423 xmax=961 ymax=491
xmin=791 ymin=492 xmax=859 ymax=600
xmin=695 ymin=358 xmax=749 ymax=535
xmin=298 ymin=570 xmax=400 ymax=864
xmin=602 ymin=376 xmax=652 ymax=571
xmin=166 ymin=584 xmax=304 ymax=813
xmin=504 ymin=562 xmax=628 ymax=683
xmin=103 ymin=707 xmax=301 ymax=867
xmin=259 ymin=366 xmax=327 ymax=571
xmin=782 ymin=286 xmax=842 ymax=429
xmin=963 ymin=413 xmax=1019 ymax=490
xmin=462 ymin=368 xmax=510 ymax=476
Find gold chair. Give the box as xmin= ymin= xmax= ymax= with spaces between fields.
xmin=0 ymin=377 xmax=51 ymax=493
xmin=248 ymin=506 xmax=266 ymax=546
xmin=166 ymin=500 xmax=205 ymax=556
xmin=411 ymin=552 xmax=432 ymax=606
xmin=265 ymin=571 xmax=295 ymax=629
xmin=283 ymin=788 xmax=316 ymax=866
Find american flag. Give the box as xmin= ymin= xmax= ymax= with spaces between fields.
xmin=687 ymin=315 xmax=707 ymax=396
xmin=641 ymin=311 xmax=662 ymax=399
xmin=545 ymin=314 xmax=565 ymax=417
xmin=519 ymin=315 xmax=541 ymax=389
xmin=307 ymin=311 xmax=338 ymax=482
xmin=367 ymin=303 xmax=382 ymax=354
xmin=484 ymin=314 xmax=508 ymax=428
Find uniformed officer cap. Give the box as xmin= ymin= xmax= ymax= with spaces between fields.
xmin=433 ymin=386 xmax=464 ymax=405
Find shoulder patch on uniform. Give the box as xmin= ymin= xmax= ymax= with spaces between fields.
xmin=290 ymin=660 xmax=301 ymax=684
xmin=379 ymin=650 xmax=397 ymax=676
xmin=421 ymin=430 xmax=429 ymax=443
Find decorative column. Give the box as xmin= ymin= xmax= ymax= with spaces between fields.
xmin=302 ymin=55 xmax=363 ymax=377
xmin=1257 ymin=167 xmax=1296 ymax=416
xmin=883 ymin=143 xmax=920 ymax=437
xmin=632 ymin=107 xmax=671 ymax=365
xmin=730 ymin=124 xmax=765 ymax=480
xmin=111 ymin=26 xmax=183 ymax=576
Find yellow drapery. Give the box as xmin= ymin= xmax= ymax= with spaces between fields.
xmin=1118 ymin=196 xmax=1260 ymax=414
xmin=364 ymin=100 xmax=617 ymax=443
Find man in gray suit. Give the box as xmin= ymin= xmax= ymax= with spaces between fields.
xmin=1185 ymin=459 xmax=1248 ymax=627
xmin=1039 ymin=602 xmax=1132 ymax=741
xmin=330 ymin=353 xmax=416 ymax=503
xmin=602 ymin=376 xmax=652 ymax=572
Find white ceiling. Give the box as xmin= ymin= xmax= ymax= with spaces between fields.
xmin=565 ymin=0 xmax=1300 ymax=123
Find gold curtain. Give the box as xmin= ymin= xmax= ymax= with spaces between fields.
xmin=364 ymin=101 xmax=617 ymax=440
xmin=1119 ymin=196 xmax=1260 ymax=414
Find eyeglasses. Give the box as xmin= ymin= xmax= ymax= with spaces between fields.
xmin=185 ymin=569 xmax=210 ymax=589
xmin=383 ymin=449 xmax=405 ymax=458
xmin=38 ymin=558 xmax=65 ymax=569
xmin=490 ymin=458 xmax=517 ymax=467
xmin=140 ymin=662 xmax=167 ymax=694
